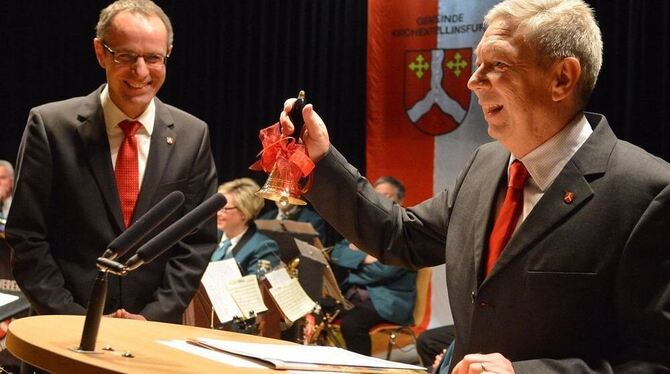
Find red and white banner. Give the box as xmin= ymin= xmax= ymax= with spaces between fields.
xmin=367 ymin=0 xmax=500 ymax=329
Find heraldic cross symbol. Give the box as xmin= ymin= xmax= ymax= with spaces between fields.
xmin=405 ymin=49 xmax=470 ymax=132
xmin=446 ymin=52 xmax=467 ymax=77
xmin=408 ymin=54 xmax=430 ymax=79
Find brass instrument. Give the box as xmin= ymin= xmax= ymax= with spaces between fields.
xmin=305 ymin=306 xmax=344 ymax=347
xmin=287 ymin=257 xmax=300 ymax=278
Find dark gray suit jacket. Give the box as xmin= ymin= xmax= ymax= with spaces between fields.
xmin=6 ymin=86 xmax=218 ymax=323
xmin=306 ymin=113 xmax=670 ymax=373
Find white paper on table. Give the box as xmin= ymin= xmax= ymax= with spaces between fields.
xmin=192 ymin=338 xmax=427 ymax=372
xmin=264 ymin=267 xmax=292 ymax=288
xmin=226 ymin=275 xmax=267 ymax=319
xmin=268 ymin=278 xmax=315 ymax=322
xmin=158 ymin=339 xmax=265 ymax=368
xmin=201 ymin=259 xmax=244 ymax=323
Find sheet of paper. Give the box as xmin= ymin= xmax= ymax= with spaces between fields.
xmin=268 ymin=278 xmax=315 ymax=322
xmin=226 ymin=275 xmax=267 ymax=319
xmin=265 ymin=267 xmax=292 ymax=288
xmin=158 ymin=340 xmax=265 ymax=368
xmin=201 ymin=259 xmax=243 ymax=323
xmin=194 ymin=338 xmax=427 ymax=372
xmin=0 ymin=292 xmax=18 ymax=307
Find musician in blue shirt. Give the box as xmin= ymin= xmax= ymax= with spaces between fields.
xmin=331 ymin=176 xmax=417 ymax=355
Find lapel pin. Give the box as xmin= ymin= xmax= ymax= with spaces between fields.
xmin=563 ymin=191 xmax=575 ymax=204
xmin=166 ymin=136 xmax=174 ymax=145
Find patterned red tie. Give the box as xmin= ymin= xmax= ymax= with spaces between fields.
xmin=116 ymin=120 xmax=141 ymax=228
xmin=486 ymin=160 xmax=529 ymax=275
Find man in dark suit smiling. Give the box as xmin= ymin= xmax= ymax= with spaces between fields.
xmin=6 ymin=0 xmax=217 ymax=324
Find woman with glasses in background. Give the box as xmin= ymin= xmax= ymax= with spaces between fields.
xmin=211 ymin=178 xmax=280 ymax=275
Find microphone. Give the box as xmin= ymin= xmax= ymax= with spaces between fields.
xmin=102 ymin=190 xmax=185 ymax=260
xmin=124 ymin=193 xmax=226 ymax=271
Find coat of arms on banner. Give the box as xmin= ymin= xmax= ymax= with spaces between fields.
xmin=404 ymin=48 xmax=472 ymax=135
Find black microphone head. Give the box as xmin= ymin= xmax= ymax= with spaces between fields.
xmin=132 ymin=193 xmax=226 ymax=266
xmin=105 ymin=190 xmax=185 ymax=260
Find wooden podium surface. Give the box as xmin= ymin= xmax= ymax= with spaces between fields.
xmin=6 ymin=315 xmax=294 ymax=374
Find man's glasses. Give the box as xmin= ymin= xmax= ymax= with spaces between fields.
xmin=102 ymin=42 xmax=168 ymax=66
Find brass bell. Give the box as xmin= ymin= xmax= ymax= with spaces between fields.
xmin=256 ymin=163 xmax=307 ymax=207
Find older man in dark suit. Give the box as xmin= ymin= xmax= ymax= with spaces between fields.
xmin=6 ymin=0 xmax=217 ymax=324
xmin=278 ymin=0 xmax=670 ymax=372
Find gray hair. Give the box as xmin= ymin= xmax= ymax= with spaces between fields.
xmin=374 ymin=176 xmax=406 ymax=202
xmin=0 ymin=160 xmax=14 ymax=179
xmin=96 ymin=0 xmax=174 ymax=49
xmin=485 ymin=0 xmax=602 ymax=108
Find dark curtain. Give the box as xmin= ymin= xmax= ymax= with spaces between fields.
xmin=588 ymin=0 xmax=670 ymax=161
xmin=0 ymin=0 xmax=367 ymax=185
xmin=0 ymin=0 xmax=668 ymax=186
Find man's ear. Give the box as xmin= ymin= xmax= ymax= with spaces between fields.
xmin=93 ymin=38 xmax=106 ymax=69
xmin=551 ymin=57 xmax=581 ymax=102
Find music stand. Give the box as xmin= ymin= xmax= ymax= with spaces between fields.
xmin=254 ymin=219 xmax=322 ymax=264
xmin=0 ymin=291 xmax=29 ymax=322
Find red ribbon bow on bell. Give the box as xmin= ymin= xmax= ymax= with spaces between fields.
xmin=250 ymin=123 xmax=315 ymax=202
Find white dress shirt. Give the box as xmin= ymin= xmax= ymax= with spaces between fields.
xmin=503 ymin=114 xmax=593 ymax=233
xmin=100 ymin=84 xmax=155 ymax=188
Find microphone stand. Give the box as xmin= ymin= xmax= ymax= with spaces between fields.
xmin=73 ymin=193 xmax=225 ymax=353
xmin=77 ymin=270 xmax=108 ymax=352
xmin=74 ymin=257 xmax=131 ymax=353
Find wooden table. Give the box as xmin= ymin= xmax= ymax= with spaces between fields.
xmin=6 ymin=315 xmax=292 ymax=373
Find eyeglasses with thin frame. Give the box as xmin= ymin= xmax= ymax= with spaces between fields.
xmin=219 ymin=206 xmax=238 ymax=213
xmin=101 ymin=42 xmax=168 ymax=66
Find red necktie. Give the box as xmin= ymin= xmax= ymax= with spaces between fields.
xmin=116 ymin=120 xmax=141 ymax=228
xmin=486 ymin=160 xmax=529 ymax=275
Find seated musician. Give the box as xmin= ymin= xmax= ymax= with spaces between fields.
xmin=211 ymin=178 xmax=280 ymax=275
xmin=330 ymin=176 xmax=417 ymax=355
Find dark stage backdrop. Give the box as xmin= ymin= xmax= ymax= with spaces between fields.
xmin=0 ymin=1 xmax=668 ymax=187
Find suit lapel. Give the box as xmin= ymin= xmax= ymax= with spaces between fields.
xmin=232 ymin=225 xmax=256 ymax=258
xmin=483 ymin=113 xmax=615 ymax=282
xmin=76 ymin=88 xmax=125 ymax=231
xmin=134 ymin=99 xmax=176 ymax=218
xmin=484 ymin=162 xmax=594 ymax=280
xmin=472 ymin=148 xmax=509 ymax=284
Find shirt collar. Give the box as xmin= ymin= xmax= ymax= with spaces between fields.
xmin=514 ymin=113 xmax=593 ymax=192
xmin=100 ymin=84 xmax=155 ymax=135
xmin=278 ymin=205 xmax=300 ymax=219
xmin=222 ymin=226 xmax=249 ymax=247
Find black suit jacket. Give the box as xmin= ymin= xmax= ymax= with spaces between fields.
xmin=306 ymin=113 xmax=670 ymax=372
xmin=6 ymin=86 xmax=218 ymax=323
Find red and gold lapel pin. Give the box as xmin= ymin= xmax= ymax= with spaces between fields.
xmin=563 ymin=191 xmax=575 ymax=204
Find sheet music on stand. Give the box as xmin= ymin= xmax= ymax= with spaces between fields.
xmin=295 ymin=239 xmax=352 ymax=310
xmin=264 ymin=267 xmax=316 ymax=323
xmin=201 ymin=259 xmax=267 ymax=322
xmin=0 ymin=291 xmax=28 ymax=321
xmin=0 ymin=239 xmax=30 ymax=321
